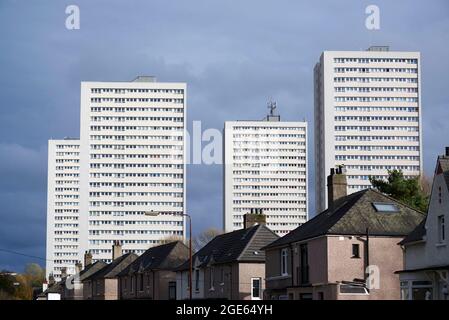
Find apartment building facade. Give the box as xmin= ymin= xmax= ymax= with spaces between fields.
xmin=223 ymin=113 xmax=308 ymax=236
xmin=314 ymin=47 xmax=422 ymax=212
xmin=46 ymin=76 xmax=187 ymax=279
xmin=46 ymin=138 xmax=81 ymax=281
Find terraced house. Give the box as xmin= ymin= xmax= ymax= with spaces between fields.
xmin=117 ymin=241 xmax=189 ymax=300
xmin=176 ymin=213 xmax=278 ymax=300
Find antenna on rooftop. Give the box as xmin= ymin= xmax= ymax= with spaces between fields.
xmin=266 ymin=98 xmax=280 ymax=122
xmin=267 ymin=99 xmax=277 ymax=117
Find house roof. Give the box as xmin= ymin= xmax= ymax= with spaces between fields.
xmin=175 ymin=224 xmax=279 ymax=271
xmin=438 ymin=156 xmax=449 ymax=192
xmin=84 ymin=253 xmax=138 ymax=281
xmin=117 ymin=241 xmax=189 ymax=277
xmin=400 ymin=155 xmax=449 ymax=247
xmin=264 ymin=189 xmax=425 ymax=250
xmin=78 ymin=261 xmax=108 ymax=281
xmin=398 ymin=218 xmax=426 ymax=245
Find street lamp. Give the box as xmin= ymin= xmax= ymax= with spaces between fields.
xmin=145 ymin=210 xmax=193 ymax=300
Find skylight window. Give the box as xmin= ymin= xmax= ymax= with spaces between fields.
xmin=372 ymin=202 xmax=399 ymax=213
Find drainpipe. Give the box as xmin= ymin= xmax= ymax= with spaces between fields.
xmin=230 ymin=266 xmax=233 ymax=300
xmin=289 ymin=244 xmax=294 ymax=287
xmin=153 ymin=271 xmax=155 ymax=300
xmin=365 ymin=228 xmax=370 ymax=285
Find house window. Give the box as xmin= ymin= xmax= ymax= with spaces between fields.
xmin=139 ymin=273 xmax=144 ymax=291
xmin=168 ymin=281 xmax=176 ymax=300
xmin=300 ymin=244 xmax=309 ymax=284
xmin=130 ymin=276 xmax=134 ymax=292
xmin=209 ymin=267 xmax=214 ymax=289
xmin=280 ymin=248 xmax=288 ymax=276
xmin=372 ymin=202 xmax=399 ymax=213
xmin=251 ymin=278 xmax=261 ymax=300
xmin=195 ymin=269 xmax=200 ymax=292
xmin=352 ymin=244 xmax=360 ymax=258
xmin=438 ymin=215 xmax=445 ymax=243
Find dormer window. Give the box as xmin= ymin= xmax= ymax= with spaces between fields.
xmin=372 ymin=202 xmax=399 ymax=213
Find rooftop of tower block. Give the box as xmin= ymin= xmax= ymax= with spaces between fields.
xmin=133 ymin=76 xmax=157 ymax=82
xmin=366 ymin=45 xmax=390 ymax=52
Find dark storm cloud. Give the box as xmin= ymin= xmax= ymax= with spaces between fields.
xmin=0 ymin=0 xmax=448 ymax=271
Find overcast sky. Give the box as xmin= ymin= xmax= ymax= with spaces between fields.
xmin=0 ymin=0 xmax=448 ymax=272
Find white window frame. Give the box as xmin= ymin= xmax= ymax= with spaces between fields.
xmin=281 ymin=248 xmax=288 ymax=276
xmin=251 ymin=277 xmax=262 ymax=300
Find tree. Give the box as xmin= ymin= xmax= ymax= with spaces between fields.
xmin=369 ymin=170 xmax=429 ymax=212
xmin=24 ymin=263 xmax=45 ymax=288
xmin=193 ymin=228 xmax=222 ymax=252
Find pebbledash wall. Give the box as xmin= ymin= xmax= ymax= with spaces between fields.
xmin=314 ymin=48 xmax=423 ymax=213
xmin=46 ymin=77 xmax=187 ymax=281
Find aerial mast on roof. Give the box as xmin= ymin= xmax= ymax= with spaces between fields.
xmin=266 ymin=99 xmax=280 ymax=121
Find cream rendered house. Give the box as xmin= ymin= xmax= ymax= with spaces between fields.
xmin=397 ymin=149 xmax=449 ymax=300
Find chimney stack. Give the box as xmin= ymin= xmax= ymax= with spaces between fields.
xmin=445 ymin=147 xmax=449 ymax=157
xmin=112 ymin=240 xmax=123 ymax=260
xmin=84 ymin=251 xmax=92 ymax=267
xmin=243 ymin=209 xmax=266 ymax=229
xmin=327 ymin=165 xmax=347 ymax=212
xmin=48 ymin=273 xmax=55 ymax=286
xmin=60 ymin=267 xmax=67 ymax=279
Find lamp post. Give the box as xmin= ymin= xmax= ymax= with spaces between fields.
xmin=145 ymin=210 xmax=193 ymax=300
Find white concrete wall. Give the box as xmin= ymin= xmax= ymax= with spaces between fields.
xmin=314 ymin=50 xmax=422 ymax=212
xmin=79 ymin=79 xmax=187 ymax=263
xmin=46 ymin=139 xmax=80 ymax=281
xmin=223 ymin=120 xmax=308 ymax=236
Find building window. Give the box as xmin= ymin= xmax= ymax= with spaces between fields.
xmin=299 ymin=293 xmax=313 ymax=300
xmin=139 ymin=273 xmax=144 ymax=291
xmin=168 ymin=281 xmax=176 ymax=300
xmin=300 ymin=244 xmax=309 ymax=284
xmin=280 ymin=248 xmax=288 ymax=276
xmin=195 ymin=269 xmax=200 ymax=292
xmin=251 ymin=278 xmax=261 ymax=300
xmin=209 ymin=267 xmax=214 ymax=289
xmin=130 ymin=276 xmax=134 ymax=293
xmin=438 ymin=215 xmax=445 ymax=243
xmin=352 ymin=244 xmax=360 ymax=258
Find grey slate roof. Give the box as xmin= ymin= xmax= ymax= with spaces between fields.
xmin=78 ymin=261 xmax=108 ymax=281
xmin=84 ymin=253 xmax=138 ymax=281
xmin=399 ymin=218 xmax=426 ymax=245
xmin=264 ymin=189 xmax=425 ymax=250
xmin=117 ymin=241 xmax=189 ymax=277
xmin=175 ymin=224 xmax=279 ymax=271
